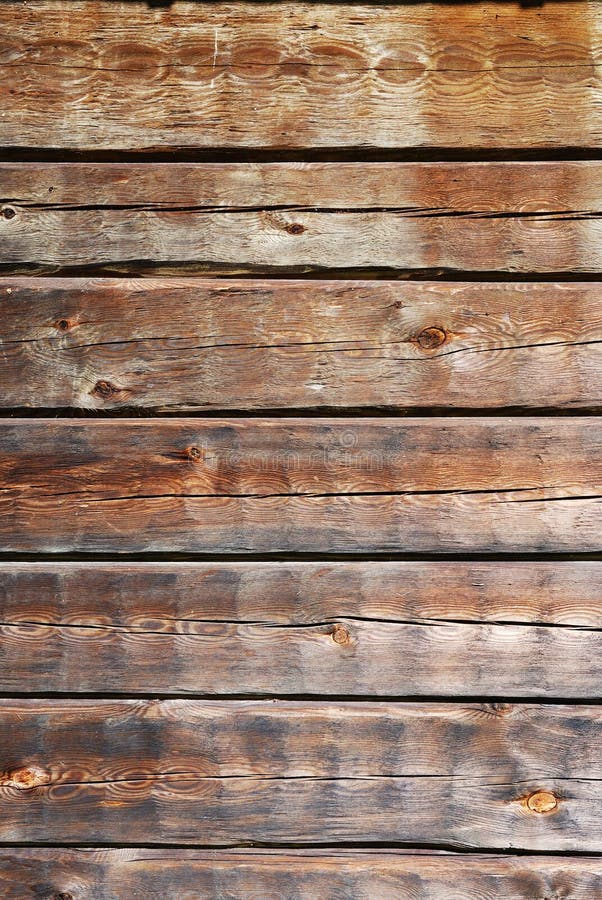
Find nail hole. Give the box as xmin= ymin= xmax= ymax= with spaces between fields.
xmin=286 ymin=222 xmax=305 ymax=235
xmin=1 ymin=206 xmax=16 ymax=220
xmin=187 ymin=446 xmax=203 ymax=461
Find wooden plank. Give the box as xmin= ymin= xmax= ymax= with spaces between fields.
xmin=3 ymin=278 xmax=602 ymax=411
xmin=0 ymin=701 xmax=600 ymax=849
xmin=1 ymin=562 xmax=602 ymax=696
xmin=2 ymin=2 xmax=602 ymax=151
xmin=1 ymin=850 xmax=601 ymax=900
xmin=1 ymin=418 xmax=600 ymax=555
xmin=4 ymin=162 xmax=602 ymax=273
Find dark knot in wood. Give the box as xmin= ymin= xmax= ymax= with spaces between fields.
xmin=416 ymin=326 xmax=447 ymax=350
xmin=331 ymin=624 xmax=350 ymax=645
xmin=286 ymin=222 xmax=305 ymax=235
xmin=92 ymin=380 xmax=118 ymax=400
xmin=1 ymin=206 xmax=16 ymax=220
xmin=526 ymin=790 xmax=558 ymax=814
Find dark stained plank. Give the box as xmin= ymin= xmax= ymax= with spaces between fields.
xmin=2 ymin=2 xmax=602 ymax=151
xmin=0 ymin=418 xmax=600 ymax=555
xmin=5 ymin=162 xmax=602 ymax=273
xmin=2 ymin=850 xmax=601 ymax=900
xmin=1 ymin=562 xmax=602 ymax=695
xmin=3 ymin=278 xmax=602 ymax=411
xmin=0 ymin=701 xmax=600 ymax=848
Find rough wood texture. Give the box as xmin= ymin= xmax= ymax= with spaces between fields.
xmin=5 ymin=162 xmax=602 ymax=273
xmin=1 ymin=562 xmax=601 ymax=696
xmin=3 ymin=278 xmax=602 ymax=411
xmin=1 ymin=418 xmax=600 ymax=554
xmin=0 ymin=701 xmax=600 ymax=849
xmin=1 ymin=850 xmax=601 ymax=900
xmin=2 ymin=2 xmax=602 ymax=151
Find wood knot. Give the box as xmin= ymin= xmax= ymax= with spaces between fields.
xmin=91 ymin=379 xmax=118 ymax=400
xmin=53 ymin=893 xmax=73 ymax=900
xmin=286 ymin=222 xmax=305 ymax=235
xmin=2 ymin=765 xmax=51 ymax=789
xmin=186 ymin=446 xmax=203 ymax=461
xmin=1 ymin=206 xmax=16 ymax=220
xmin=416 ymin=326 xmax=447 ymax=350
xmin=525 ymin=790 xmax=558 ymax=814
xmin=331 ymin=624 xmax=350 ymax=645
xmin=56 ymin=318 xmax=72 ymax=332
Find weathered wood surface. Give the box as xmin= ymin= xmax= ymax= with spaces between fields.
xmin=2 ymin=850 xmax=601 ymax=900
xmin=0 ymin=701 xmax=599 ymax=848
xmin=1 ymin=562 xmax=601 ymax=695
xmin=5 ymin=162 xmax=602 ymax=273
xmin=3 ymin=2 xmax=602 ymax=151
xmin=1 ymin=418 xmax=600 ymax=554
xmin=3 ymin=278 xmax=602 ymax=411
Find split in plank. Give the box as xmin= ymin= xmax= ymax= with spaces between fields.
xmin=1 ymin=562 xmax=602 ymax=695
xmin=1 ymin=418 xmax=600 ymax=554
xmin=5 ymin=163 xmax=602 ymax=273
xmin=2 ymin=278 xmax=602 ymax=410
xmin=1 ymin=850 xmax=601 ymax=900
xmin=0 ymin=701 xmax=600 ymax=849
xmin=2 ymin=2 xmax=602 ymax=150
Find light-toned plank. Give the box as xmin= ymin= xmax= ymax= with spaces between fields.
xmin=2 ymin=278 xmax=602 ymax=410
xmin=0 ymin=418 xmax=600 ymax=554
xmin=1 ymin=849 xmax=601 ymax=900
xmin=3 ymin=162 xmax=602 ymax=273
xmin=2 ymin=2 xmax=602 ymax=150
xmin=1 ymin=562 xmax=601 ymax=695
xmin=0 ymin=701 xmax=600 ymax=849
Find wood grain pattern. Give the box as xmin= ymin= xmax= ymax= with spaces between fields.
xmin=1 ymin=850 xmax=601 ymax=900
xmin=2 ymin=2 xmax=602 ymax=151
xmin=1 ymin=418 xmax=600 ymax=554
xmin=0 ymin=701 xmax=600 ymax=849
xmin=3 ymin=278 xmax=602 ymax=410
xmin=5 ymin=162 xmax=602 ymax=273
xmin=1 ymin=562 xmax=601 ymax=696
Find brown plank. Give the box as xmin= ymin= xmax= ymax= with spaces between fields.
xmin=1 ymin=562 xmax=602 ymax=696
xmin=4 ymin=162 xmax=602 ymax=273
xmin=2 ymin=2 xmax=602 ymax=151
xmin=3 ymin=278 xmax=602 ymax=410
xmin=0 ymin=701 xmax=600 ymax=849
xmin=0 ymin=418 xmax=600 ymax=555
xmin=1 ymin=850 xmax=601 ymax=900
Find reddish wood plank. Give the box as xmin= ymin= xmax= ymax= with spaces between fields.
xmin=1 ymin=849 xmax=600 ymax=900
xmin=0 ymin=701 xmax=600 ymax=849
xmin=3 ymin=162 xmax=602 ymax=273
xmin=2 ymin=2 xmax=602 ymax=150
xmin=1 ymin=562 xmax=601 ymax=695
xmin=2 ymin=278 xmax=602 ymax=410
xmin=0 ymin=418 xmax=600 ymax=554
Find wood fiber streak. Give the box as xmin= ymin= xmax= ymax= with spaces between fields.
xmin=2 ymin=2 xmax=602 ymax=150
xmin=0 ymin=418 xmax=600 ymax=554
xmin=0 ymin=849 xmax=601 ymax=900
xmin=0 ymin=701 xmax=600 ymax=849
xmin=3 ymin=278 xmax=602 ymax=410
xmin=1 ymin=562 xmax=602 ymax=695
xmin=6 ymin=162 xmax=602 ymax=273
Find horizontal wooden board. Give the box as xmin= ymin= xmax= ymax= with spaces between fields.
xmin=2 ymin=851 xmax=601 ymax=900
xmin=3 ymin=278 xmax=602 ymax=410
xmin=4 ymin=162 xmax=602 ymax=273
xmin=1 ymin=418 xmax=600 ymax=555
xmin=2 ymin=2 xmax=602 ymax=151
xmin=1 ymin=562 xmax=602 ymax=695
xmin=0 ymin=701 xmax=600 ymax=849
